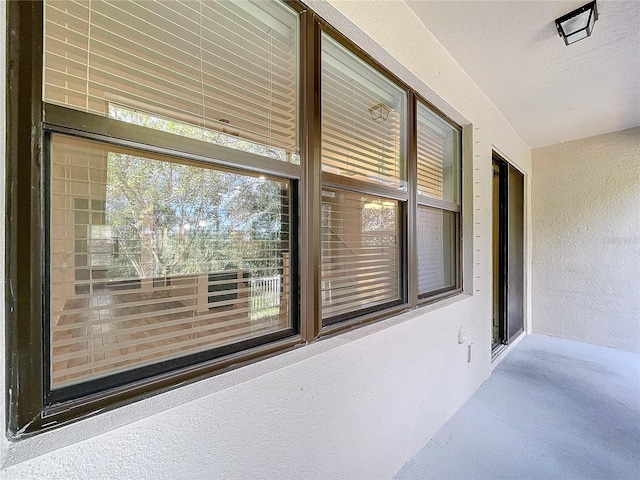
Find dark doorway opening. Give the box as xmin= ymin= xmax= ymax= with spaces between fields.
xmin=492 ymin=153 xmax=524 ymax=355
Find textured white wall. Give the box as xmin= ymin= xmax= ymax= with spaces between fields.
xmin=532 ymin=128 xmax=640 ymax=353
xmin=1 ymin=1 xmax=531 ymax=478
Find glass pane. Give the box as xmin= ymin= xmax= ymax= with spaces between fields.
xmin=321 ymin=189 xmax=400 ymax=321
xmin=43 ymin=0 xmax=300 ymax=163
xmin=417 ymin=206 xmax=457 ymax=295
xmin=50 ymin=133 xmax=292 ymax=388
xmin=416 ymin=102 xmax=460 ymax=203
xmin=561 ymin=9 xmax=590 ymax=35
xmin=321 ymin=34 xmax=407 ymax=190
xmin=566 ymin=28 xmax=589 ymax=44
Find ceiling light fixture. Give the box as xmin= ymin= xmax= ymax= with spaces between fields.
xmin=555 ymin=1 xmax=598 ymax=46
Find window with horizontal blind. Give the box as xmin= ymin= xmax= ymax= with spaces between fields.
xmin=44 ymin=0 xmax=299 ymax=163
xmin=321 ymin=34 xmax=407 ymax=190
xmin=417 ymin=207 xmax=457 ymax=294
xmin=38 ymin=0 xmax=302 ymax=403
xmin=321 ymin=189 xmax=401 ymax=321
xmin=320 ymin=32 xmax=407 ymax=324
xmin=50 ymin=133 xmax=293 ymax=390
xmin=416 ymin=101 xmax=461 ymax=298
xmin=7 ymin=0 xmax=466 ymax=437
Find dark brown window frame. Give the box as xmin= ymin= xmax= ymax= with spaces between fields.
xmin=5 ymin=0 xmax=463 ymax=439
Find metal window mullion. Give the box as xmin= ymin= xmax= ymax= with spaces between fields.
xmin=417 ymin=195 xmax=460 ymax=212
xmin=407 ymin=92 xmax=418 ymax=308
xmin=43 ymin=103 xmax=302 ymax=180
xmin=6 ymin=0 xmax=46 ymax=438
xmin=321 ymin=172 xmax=409 ymax=202
xmin=299 ymin=10 xmax=322 ymax=340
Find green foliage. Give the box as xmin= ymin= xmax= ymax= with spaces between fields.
xmin=362 ymin=201 xmax=397 ymax=247
xmin=102 ymin=105 xmax=288 ymax=282
xmin=105 ymin=153 xmax=286 ymax=280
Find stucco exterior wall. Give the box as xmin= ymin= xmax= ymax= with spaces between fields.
xmin=532 ymin=128 xmax=640 ymax=353
xmin=1 ymin=1 xmax=531 ymax=478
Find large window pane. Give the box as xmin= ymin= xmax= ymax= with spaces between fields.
xmin=50 ymin=134 xmax=292 ymax=388
xmin=321 ymin=189 xmax=401 ymax=321
xmin=417 ymin=102 xmax=460 ymax=203
xmin=417 ymin=206 xmax=457 ymax=295
xmin=44 ymin=0 xmax=299 ymax=163
xmin=321 ymin=34 xmax=406 ymax=189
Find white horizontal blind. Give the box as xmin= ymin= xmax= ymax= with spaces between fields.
xmin=417 ymin=206 xmax=456 ymax=295
xmin=416 ymin=102 xmax=459 ymax=296
xmin=416 ymin=103 xmax=459 ymax=203
xmin=321 ymin=189 xmax=400 ymax=319
xmin=417 ymin=117 xmax=445 ymax=199
xmin=50 ymin=134 xmax=291 ymax=388
xmin=44 ymin=0 xmax=299 ymax=161
xmin=321 ymin=34 xmax=406 ymax=189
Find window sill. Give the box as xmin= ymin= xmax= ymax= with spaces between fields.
xmin=4 ymin=291 xmax=470 ymax=465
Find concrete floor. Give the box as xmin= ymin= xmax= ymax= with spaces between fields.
xmin=394 ymin=334 xmax=640 ymax=480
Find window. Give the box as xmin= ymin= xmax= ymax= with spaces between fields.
xmin=43 ymin=0 xmax=300 ymax=401
xmin=44 ymin=0 xmax=299 ymax=162
xmin=320 ymin=33 xmax=407 ymax=324
xmin=416 ymin=102 xmax=461 ymax=298
xmin=7 ymin=0 xmax=463 ymax=437
xmin=50 ymin=133 xmax=293 ymax=395
xmin=321 ymin=189 xmax=401 ymax=321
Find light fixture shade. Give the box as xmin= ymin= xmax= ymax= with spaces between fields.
xmin=368 ymin=103 xmax=392 ymax=123
xmin=555 ymin=1 xmax=598 ymax=45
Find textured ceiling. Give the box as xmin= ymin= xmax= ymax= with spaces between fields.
xmin=406 ymin=0 xmax=640 ymax=148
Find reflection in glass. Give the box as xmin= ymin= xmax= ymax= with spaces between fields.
xmin=417 ymin=206 xmax=457 ymax=295
xmin=321 ymin=189 xmax=400 ymax=321
xmin=44 ymin=0 xmax=300 ymax=162
xmin=321 ymin=34 xmax=407 ymax=190
xmin=50 ymin=134 xmax=291 ymax=388
xmin=416 ymin=103 xmax=460 ymax=203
